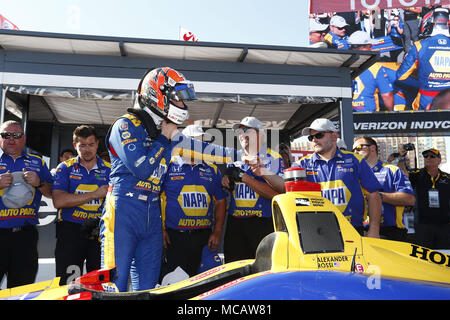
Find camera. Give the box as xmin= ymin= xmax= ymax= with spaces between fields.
xmin=403 ymin=143 xmax=415 ymax=151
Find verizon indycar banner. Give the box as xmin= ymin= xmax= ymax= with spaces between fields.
xmin=353 ymin=111 xmax=450 ymax=134
xmin=310 ymin=0 xmax=445 ymax=13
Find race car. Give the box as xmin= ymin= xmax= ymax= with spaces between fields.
xmin=1 ymin=167 xmax=449 ymax=300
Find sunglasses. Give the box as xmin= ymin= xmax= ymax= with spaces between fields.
xmin=235 ymin=126 xmax=256 ymax=136
xmin=423 ymin=153 xmax=438 ymax=159
xmin=352 ymin=144 xmax=372 ymax=152
xmin=308 ymin=131 xmax=331 ymax=142
xmin=0 ymin=132 xmax=24 ymax=139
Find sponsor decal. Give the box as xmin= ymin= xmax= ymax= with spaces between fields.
xmin=409 ymin=244 xmax=450 ymax=267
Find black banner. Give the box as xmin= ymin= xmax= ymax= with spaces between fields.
xmin=352 ymin=111 xmax=450 ymax=135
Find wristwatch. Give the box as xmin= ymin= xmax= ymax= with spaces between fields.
xmin=37 ymin=179 xmax=44 ymax=188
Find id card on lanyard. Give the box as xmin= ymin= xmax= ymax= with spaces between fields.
xmin=428 ymin=173 xmax=440 ymax=208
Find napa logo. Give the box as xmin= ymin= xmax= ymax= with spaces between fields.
xmin=177 ymin=185 xmax=211 ymax=216
xmin=429 ymin=50 xmax=450 ymax=73
xmin=234 ymin=182 xmax=259 ymax=208
xmin=319 ymin=180 xmax=351 ymax=212
xmin=76 ymin=184 xmax=103 ymax=211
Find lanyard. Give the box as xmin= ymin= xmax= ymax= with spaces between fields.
xmin=429 ymin=172 xmax=440 ymax=189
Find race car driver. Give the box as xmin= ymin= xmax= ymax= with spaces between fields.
xmin=397 ymin=8 xmax=450 ymax=110
xmin=100 ymin=67 xmax=196 ymax=292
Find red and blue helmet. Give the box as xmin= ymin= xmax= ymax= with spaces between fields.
xmin=137 ymin=67 xmax=196 ymax=124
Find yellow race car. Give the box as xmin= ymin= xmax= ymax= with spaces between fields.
xmin=1 ymin=167 xmax=449 ymax=300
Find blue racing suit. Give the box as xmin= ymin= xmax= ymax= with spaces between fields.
xmin=397 ymin=34 xmax=450 ymax=110
xmin=101 ymin=112 xmax=173 ymax=291
xmin=101 ymin=112 xmax=237 ymax=291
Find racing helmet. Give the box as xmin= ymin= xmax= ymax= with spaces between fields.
xmin=419 ymin=7 xmax=449 ymax=38
xmin=137 ymin=67 xmax=196 ymax=125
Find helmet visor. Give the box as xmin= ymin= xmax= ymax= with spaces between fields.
xmin=174 ymin=82 xmax=196 ymax=101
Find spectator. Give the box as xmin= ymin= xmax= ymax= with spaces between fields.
xmin=353 ymin=136 xmax=415 ymax=241
xmin=52 ymin=125 xmax=110 ymax=285
xmin=292 ymin=118 xmax=382 ymax=238
xmin=349 ymin=31 xmax=395 ymax=112
xmin=309 ymin=19 xmax=329 ymax=48
xmin=222 ymin=116 xmax=285 ymax=262
xmin=402 ymin=148 xmax=450 ymax=249
xmin=397 ymin=8 xmax=450 ymax=110
xmin=324 ymin=15 xmax=349 ymax=49
xmin=360 ymin=10 xmax=375 ymax=38
xmin=50 ymin=148 xmax=75 ymax=176
xmin=0 ymin=120 xmax=53 ymax=288
xmin=387 ymin=13 xmax=404 ymax=62
xmin=100 ymin=67 xmax=195 ymax=292
xmin=159 ymin=124 xmax=226 ymax=281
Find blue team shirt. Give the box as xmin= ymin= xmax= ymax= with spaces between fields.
xmin=352 ymin=62 xmax=393 ymax=112
xmin=52 ymin=155 xmax=111 ymax=224
xmin=161 ymin=157 xmax=226 ymax=230
xmin=324 ymin=31 xmax=349 ymax=50
xmin=294 ymin=149 xmax=382 ymax=227
xmin=0 ymin=151 xmax=53 ymax=228
xmin=371 ymin=160 xmax=414 ymax=228
xmin=226 ymin=148 xmax=285 ymax=219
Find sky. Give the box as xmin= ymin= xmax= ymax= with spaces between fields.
xmin=0 ymin=0 xmax=309 ymax=46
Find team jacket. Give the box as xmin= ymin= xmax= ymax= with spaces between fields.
xmin=370 ymin=160 xmax=414 ymax=228
xmin=294 ymin=149 xmax=382 ymax=227
xmin=352 ymin=62 xmax=393 ymax=112
xmin=226 ymin=148 xmax=285 ymax=219
xmin=52 ymin=155 xmax=111 ymax=224
xmin=397 ymin=34 xmax=450 ymax=110
xmin=324 ymin=31 xmax=349 ymax=50
xmin=0 ymin=150 xmax=53 ymax=228
xmin=161 ymin=156 xmax=226 ymax=230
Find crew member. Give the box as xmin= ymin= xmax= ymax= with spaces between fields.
xmin=293 ymin=119 xmax=382 ymax=238
xmin=0 ymin=120 xmax=52 ymax=288
xmin=222 ymin=117 xmax=285 ymax=262
xmin=160 ymin=124 xmax=226 ymax=280
xmin=309 ymin=19 xmax=329 ymax=48
xmin=100 ymin=67 xmax=196 ymax=291
xmin=349 ymin=31 xmax=395 ymax=112
xmin=324 ymin=15 xmax=349 ymax=50
xmin=353 ymin=136 xmax=415 ymax=241
xmin=397 ymin=8 xmax=450 ymax=110
xmin=52 ymin=125 xmax=110 ymax=285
